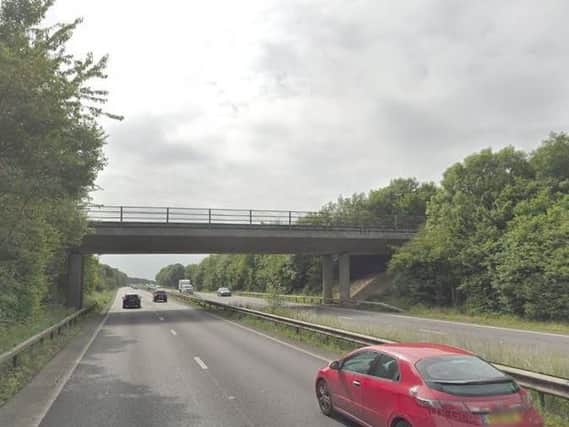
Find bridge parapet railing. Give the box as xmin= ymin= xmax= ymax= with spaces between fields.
xmin=85 ymin=205 xmax=425 ymax=231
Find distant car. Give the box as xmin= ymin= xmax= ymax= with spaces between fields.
xmin=216 ymin=287 xmax=231 ymax=297
xmin=122 ymin=293 xmax=141 ymax=309
xmin=315 ymin=343 xmax=543 ymax=427
xmin=153 ymin=289 xmax=168 ymax=303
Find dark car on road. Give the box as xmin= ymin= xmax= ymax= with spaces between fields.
xmin=153 ymin=289 xmax=168 ymax=303
xmin=315 ymin=343 xmax=543 ymax=427
xmin=122 ymin=293 xmax=141 ymax=309
xmin=216 ymin=287 xmax=232 ymax=297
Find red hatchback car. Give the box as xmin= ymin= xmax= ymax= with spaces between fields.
xmin=315 ymin=343 xmax=543 ymax=427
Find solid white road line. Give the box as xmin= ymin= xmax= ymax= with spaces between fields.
xmin=36 ymin=296 xmax=115 ymax=427
xmin=193 ymin=357 xmax=208 ymax=370
xmin=419 ymin=329 xmax=447 ymax=335
xmin=170 ymin=329 xmax=177 ymax=336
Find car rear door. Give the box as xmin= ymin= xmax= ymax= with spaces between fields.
xmin=359 ymin=353 xmax=401 ymax=427
xmin=331 ymin=351 xmax=377 ymax=421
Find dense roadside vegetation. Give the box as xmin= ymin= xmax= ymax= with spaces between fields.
xmin=0 ymin=258 xmax=124 ymax=354
xmin=165 ymin=135 xmax=569 ymax=322
xmin=0 ymin=0 xmax=120 ymax=323
xmin=390 ymin=134 xmax=569 ymax=321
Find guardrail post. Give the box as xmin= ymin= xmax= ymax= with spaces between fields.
xmin=12 ymin=355 xmax=18 ymax=368
xmin=289 ymin=211 xmax=292 ymax=226
xmin=538 ymin=392 xmax=545 ymax=410
xmin=394 ymin=215 xmax=398 ymax=230
xmin=166 ymin=207 xmax=170 ymax=223
xmin=249 ymin=210 xmax=253 ymax=225
xmin=120 ymin=206 xmax=124 ymax=222
xmin=208 ymin=209 xmax=212 ymax=225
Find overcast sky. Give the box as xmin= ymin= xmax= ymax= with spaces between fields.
xmin=47 ymin=1 xmax=569 ymax=279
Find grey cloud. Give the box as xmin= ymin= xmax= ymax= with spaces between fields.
xmin=106 ymin=115 xmax=212 ymax=167
xmin=84 ymin=0 xmax=569 ymax=278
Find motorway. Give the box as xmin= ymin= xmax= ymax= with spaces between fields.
xmin=38 ymin=289 xmax=354 ymax=427
xmin=195 ymin=292 xmax=569 ymax=358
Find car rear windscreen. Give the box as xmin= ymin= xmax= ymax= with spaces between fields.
xmin=416 ymin=356 xmax=519 ymax=396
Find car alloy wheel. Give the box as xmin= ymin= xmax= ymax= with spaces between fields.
xmin=316 ymin=380 xmax=333 ymax=416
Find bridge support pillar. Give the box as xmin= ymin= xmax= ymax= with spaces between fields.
xmin=339 ymin=254 xmax=350 ymax=304
xmin=66 ymin=253 xmax=84 ymax=309
xmin=321 ymin=255 xmax=334 ymax=303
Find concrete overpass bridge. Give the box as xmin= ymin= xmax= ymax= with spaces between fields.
xmin=66 ymin=205 xmax=423 ymax=307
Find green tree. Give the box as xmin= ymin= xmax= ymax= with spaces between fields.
xmin=83 ymin=256 xmax=128 ymax=294
xmin=494 ymin=194 xmax=569 ymax=320
xmin=530 ymin=132 xmax=569 ymax=187
xmin=155 ymin=263 xmax=186 ymax=288
xmin=0 ymin=0 xmax=120 ymax=320
xmin=390 ymin=138 xmax=569 ymax=320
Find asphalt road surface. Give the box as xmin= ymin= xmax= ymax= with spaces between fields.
xmin=39 ymin=289 xmax=353 ymax=427
xmin=196 ymin=292 xmax=569 ymax=357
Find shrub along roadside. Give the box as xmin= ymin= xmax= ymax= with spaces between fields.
xmin=0 ymin=306 xmax=73 ymax=354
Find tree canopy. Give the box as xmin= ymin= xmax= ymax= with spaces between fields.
xmin=390 ymin=133 xmax=569 ymax=320
xmin=155 ymin=263 xmax=186 ymax=288
xmin=0 ymin=0 xmax=119 ymax=320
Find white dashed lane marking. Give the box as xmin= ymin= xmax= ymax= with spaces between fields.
xmin=170 ymin=329 xmax=177 ymax=336
xmin=194 ymin=357 xmax=208 ymax=370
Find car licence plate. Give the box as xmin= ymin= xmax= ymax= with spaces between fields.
xmin=484 ymin=411 xmax=522 ymax=425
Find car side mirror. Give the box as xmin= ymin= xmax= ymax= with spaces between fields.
xmin=329 ymin=360 xmax=340 ymax=370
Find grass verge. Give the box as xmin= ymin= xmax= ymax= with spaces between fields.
xmin=0 ymin=312 xmax=88 ymax=407
xmin=0 ymin=306 xmax=74 ymax=354
xmin=376 ymin=297 xmax=569 ymax=335
xmin=407 ymin=307 xmax=569 ymax=336
xmin=84 ymin=288 xmax=117 ymax=313
xmin=0 ymin=288 xmax=116 ymax=407
xmin=267 ymin=307 xmax=569 ymax=378
xmin=175 ymin=295 xmax=568 ymax=427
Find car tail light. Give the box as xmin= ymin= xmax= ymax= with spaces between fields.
xmin=409 ymin=386 xmax=482 ymax=425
